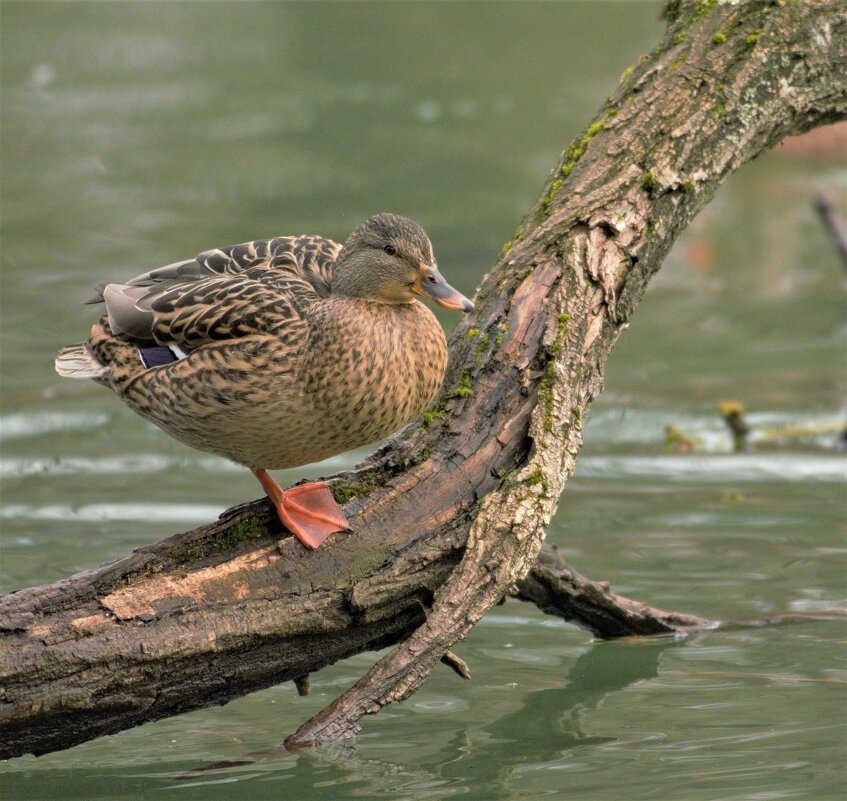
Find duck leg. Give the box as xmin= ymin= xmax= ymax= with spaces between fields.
xmin=251 ymin=469 xmax=349 ymax=549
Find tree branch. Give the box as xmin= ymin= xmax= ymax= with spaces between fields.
xmin=512 ymin=544 xmax=710 ymax=638
xmin=2 ymin=0 xmax=845 ymax=760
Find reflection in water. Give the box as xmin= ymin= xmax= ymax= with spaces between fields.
xmin=179 ymin=639 xmax=677 ymax=800
xmin=433 ymin=640 xmax=675 ymax=797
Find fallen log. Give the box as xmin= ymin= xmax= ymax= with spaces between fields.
xmin=2 ymin=0 xmax=845 ymax=759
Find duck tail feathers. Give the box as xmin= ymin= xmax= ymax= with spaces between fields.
xmin=55 ymin=343 xmax=107 ymax=379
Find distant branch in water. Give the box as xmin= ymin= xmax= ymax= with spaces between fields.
xmin=662 ymin=404 xmax=845 ymax=454
xmin=719 ymin=401 xmax=752 ymax=453
xmin=715 ymin=609 xmax=847 ymax=632
xmin=815 ymin=190 xmax=847 ymax=270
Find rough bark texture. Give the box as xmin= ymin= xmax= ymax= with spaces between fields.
xmin=2 ymin=0 xmax=845 ymax=760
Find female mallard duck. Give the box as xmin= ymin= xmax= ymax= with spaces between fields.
xmin=56 ymin=213 xmax=473 ymax=548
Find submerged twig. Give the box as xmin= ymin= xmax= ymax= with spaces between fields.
xmin=815 ymin=191 xmax=847 ymax=270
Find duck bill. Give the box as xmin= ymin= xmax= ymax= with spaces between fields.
xmin=414 ymin=268 xmax=474 ymax=312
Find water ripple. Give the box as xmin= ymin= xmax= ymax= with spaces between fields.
xmin=0 ymin=455 xmax=174 ymax=478
xmin=575 ymin=454 xmax=847 ymax=483
xmin=0 ymin=411 xmax=109 ymax=440
xmin=1 ymin=503 xmax=223 ymax=523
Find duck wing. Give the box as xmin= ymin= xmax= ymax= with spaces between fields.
xmin=101 ymin=273 xmax=310 ymax=351
xmin=86 ymin=234 xmax=341 ymax=306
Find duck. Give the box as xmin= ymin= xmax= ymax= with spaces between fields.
xmin=56 ymin=213 xmax=473 ymax=548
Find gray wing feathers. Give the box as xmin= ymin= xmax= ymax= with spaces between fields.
xmin=102 ymin=284 xmax=158 ymax=343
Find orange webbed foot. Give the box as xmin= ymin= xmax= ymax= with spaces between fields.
xmin=252 ymin=469 xmax=349 ymax=549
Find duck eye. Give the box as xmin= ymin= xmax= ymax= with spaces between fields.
xmin=383 ymin=244 xmax=397 ymax=256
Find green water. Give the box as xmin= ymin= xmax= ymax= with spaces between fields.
xmin=1 ymin=2 xmax=845 ymax=799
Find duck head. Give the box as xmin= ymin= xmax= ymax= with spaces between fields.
xmin=332 ymin=213 xmax=474 ymax=312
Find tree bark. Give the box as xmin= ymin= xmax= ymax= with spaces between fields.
xmin=2 ymin=0 xmax=845 ymax=760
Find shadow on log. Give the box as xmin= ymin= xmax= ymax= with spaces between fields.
xmin=2 ymin=0 xmax=845 ymax=760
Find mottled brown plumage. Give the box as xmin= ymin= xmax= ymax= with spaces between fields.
xmin=56 ymin=213 xmax=473 ymax=547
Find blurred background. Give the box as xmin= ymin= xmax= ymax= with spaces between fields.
xmin=1 ymin=2 xmax=844 ymax=799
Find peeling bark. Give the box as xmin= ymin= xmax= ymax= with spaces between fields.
xmin=1 ymin=0 xmax=845 ymax=760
